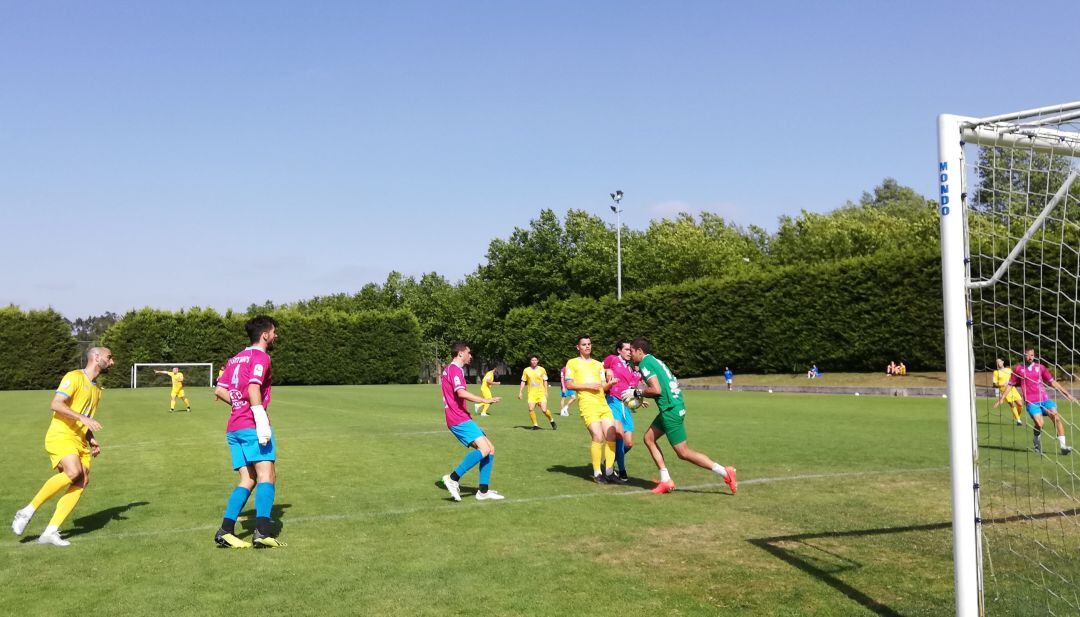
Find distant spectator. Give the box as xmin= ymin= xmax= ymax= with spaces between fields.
xmin=897 ymin=362 xmax=907 ymax=376
xmin=724 ymin=367 xmax=734 ymax=391
xmin=807 ymin=364 xmax=820 ymax=379
xmin=886 ymin=361 xmax=897 ymax=376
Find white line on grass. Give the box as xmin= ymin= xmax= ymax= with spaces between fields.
xmin=3 ymin=466 xmax=947 ymax=549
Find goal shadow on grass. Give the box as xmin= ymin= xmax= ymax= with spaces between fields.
xmin=749 ymin=508 xmax=1080 ymax=617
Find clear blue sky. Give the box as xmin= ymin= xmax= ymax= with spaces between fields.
xmin=2 ymin=1 xmax=1077 ymax=318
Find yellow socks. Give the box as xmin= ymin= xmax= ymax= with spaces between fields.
xmin=604 ymin=440 xmax=616 ymax=470
xmin=1011 ymin=406 xmax=1022 ymax=422
xmin=590 ymin=441 xmax=603 ymax=474
xmin=528 ymin=411 xmax=538 ymax=426
xmin=542 ymin=410 xmax=554 ymax=422
xmin=31 ymin=473 xmax=73 ymax=509
xmin=47 ymin=485 xmax=84 ymax=528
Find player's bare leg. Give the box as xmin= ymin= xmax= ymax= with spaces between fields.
xmin=1047 ymin=410 xmax=1072 ymax=454
xmin=643 ymin=426 xmax=675 ymax=493
xmin=672 ymin=442 xmax=737 ymax=494
xmin=538 ymin=400 xmax=556 ymax=429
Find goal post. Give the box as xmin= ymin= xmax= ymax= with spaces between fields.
xmin=131 ymin=363 xmax=215 ymax=389
xmin=939 ymin=102 xmax=1080 ymax=617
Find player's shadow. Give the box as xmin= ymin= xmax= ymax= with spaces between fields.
xmin=238 ymin=503 xmax=292 ymax=535
xmin=979 ymin=443 xmax=1031 ymax=454
xmin=749 ymin=508 xmax=1080 ymax=617
xmin=545 ymin=464 xmax=654 ymax=490
xmin=20 ymin=501 xmax=151 ymax=543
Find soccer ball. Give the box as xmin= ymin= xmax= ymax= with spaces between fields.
xmin=626 ymin=396 xmax=643 ymax=410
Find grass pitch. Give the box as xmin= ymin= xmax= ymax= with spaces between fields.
xmin=2 ymin=385 xmax=967 ymax=616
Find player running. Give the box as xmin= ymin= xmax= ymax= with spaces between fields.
xmin=992 ymin=358 xmax=1024 ymax=426
xmin=724 ymin=367 xmax=734 ymax=391
xmin=604 ymin=341 xmax=642 ymax=482
xmin=565 ymin=335 xmax=617 ymax=483
xmin=623 ymin=338 xmax=737 ymax=495
xmin=995 ymin=348 xmax=1076 ymax=455
xmin=518 ymin=356 xmax=556 ymax=430
xmin=11 ymin=347 xmax=115 ymax=546
xmin=475 ymin=368 xmax=500 ymax=417
xmin=155 ymin=367 xmax=191 ymax=413
xmin=558 ymin=366 xmax=577 ymax=416
xmin=211 ymin=316 xmax=284 ymax=548
xmin=440 ymin=343 xmax=504 ymax=501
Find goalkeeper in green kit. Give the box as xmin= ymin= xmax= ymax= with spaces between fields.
xmin=622 ymin=338 xmax=737 ymax=495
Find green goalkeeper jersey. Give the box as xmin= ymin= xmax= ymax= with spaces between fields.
xmin=637 ymin=354 xmax=685 ymax=414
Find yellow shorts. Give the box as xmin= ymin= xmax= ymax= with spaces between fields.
xmin=527 ymin=390 xmax=547 ymax=405
xmin=172 ymin=389 xmax=186 ymax=399
xmin=45 ymin=434 xmax=91 ymax=470
xmin=580 ymin=402 xmax=614 ymax=427
xmin=480 ymin=387 xmax=492 ymax=399
xmin=1001 ymin=388 xmax=1022 ymax=405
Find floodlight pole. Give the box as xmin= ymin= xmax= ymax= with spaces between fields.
xmin=610 ymin=191 xmax=623 ymax=301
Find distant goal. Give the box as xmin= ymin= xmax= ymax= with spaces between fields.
xmin=131 ymin=363 xmax=215 ymax=389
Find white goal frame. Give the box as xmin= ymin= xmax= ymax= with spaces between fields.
xmin=131 ymin=363 xmax=215 ymax=389
xmin=938 ymin=101 xmax=1080 ymax=617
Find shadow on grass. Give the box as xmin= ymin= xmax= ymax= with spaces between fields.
xmin=238 ymin=503 xmax=292 ymax=535
xmin=21 ymin=501 xmax=151 ymax=543
xmin=433 ymin=478 xmax=480 ymax=501
xmin=514 ymin=425 xmax=552 ymax=431
xmin=978 ymin=443 xmax=1032 ymax=454
xmin=545 ymin=463 xmax=656 ymax=490
xmin=749 ymin=508 xmax=1080 ymax=617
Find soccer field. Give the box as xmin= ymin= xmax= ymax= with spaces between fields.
xmin=2 ymin=385 xmax=960 ymax=616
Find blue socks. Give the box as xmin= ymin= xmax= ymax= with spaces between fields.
xmin=255 ymin=482 xmax=276 ymax=518
xmin=478 ymin=454 xmax=494 ymax=486
xmin=220 ymin=486 xmax=252 ymax=534
xmin=615 ymin=439 xmax=626 ymax=473
xmin=454 ymin=449 xmax=484 ymax=478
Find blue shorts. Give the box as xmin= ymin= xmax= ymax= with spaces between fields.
xmin=561 ymin=388 xmax=572 ymax=398
xmin=606 ymin=395 xmax=634 ymax=432
xmin=1026 ymin=400 xmax=1058 ymax=417
xmin=449 ymin=420 xmax=485 ymax=447
xmin=226 ymin=428 xmax=276 ymax=470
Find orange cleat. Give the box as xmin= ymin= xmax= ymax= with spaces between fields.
xmin=724 ymin=466 xmax=737 ymax=494
xmin=651 ymin=480 xmax=676 ymax=494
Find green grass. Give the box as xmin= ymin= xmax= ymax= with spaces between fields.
xmin=0 ymin=384 xmax=1063 ymax=616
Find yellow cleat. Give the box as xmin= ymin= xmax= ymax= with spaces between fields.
xmin=214 ymin=529 xmax=251 ymax=549
xmin=252 ymin=530 xmax=286 ymax=548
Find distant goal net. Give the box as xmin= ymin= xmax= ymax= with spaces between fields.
xmin=940 ymin=103 xmax=1080 ymax=616
xmin=131 ymin=363 xmax=215 ymax=389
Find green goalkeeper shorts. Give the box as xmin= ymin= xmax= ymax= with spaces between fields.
xmin=650 ymin=406 xmax=688 ymax=446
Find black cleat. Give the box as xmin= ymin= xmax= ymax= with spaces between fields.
xmin=592 ymin=474 xmax=608 ymax=485
xmin=214 ymin=527 xmax=251 ymax=549
xmin=530 ymin=425 xmax=541 ymax=431
xmin=611 ymin=472 xmax=629 ymax=483
xmin=550 ymin=421 xmax=557 ymax=430
xmin=1062 ymin=446 xmax=1073 ymax=455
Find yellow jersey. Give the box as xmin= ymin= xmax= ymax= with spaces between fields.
xmin=992 ymin=368 xmax=1012 ymax=391
xmin=521 ymin=366 xmax=548 ymax=390
xmin=169 ymin=372 xmax=185 ymax=391
xmin=482 ymin=370 xmax=496 ymax=388
xmin=564 ymin=357 xmax=606 ymax=413
xmin=47 ymin=369 xmax=102 ymax=442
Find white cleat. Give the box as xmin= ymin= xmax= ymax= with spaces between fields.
xmin=559 ymin=410 xmax=569 ymax=417
xmin=37 ymin=530 xmax=70 ymax=547
xmin=11 ymin=507 xmax=34 ymax=536
xmin=479 ymin=413 xmax=489 ymax=417
xmin=475 ymin=490 xmax=505 ymax=501
xmin=442 ymin=474 xmax=461 ymax=501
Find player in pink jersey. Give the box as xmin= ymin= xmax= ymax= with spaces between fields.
xmin=440 ymin=342 xmax=503 ymax=502
xmin=604 ymin=341 xmax=644 ymax=482
xmin=995 ymin=348 xmax=1076 ymax=455
xmin=210 ymin=315 xmax=284 ymax=548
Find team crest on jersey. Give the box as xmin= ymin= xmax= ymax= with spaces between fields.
xmin=254 ymin=364 xmax=264 ymax=377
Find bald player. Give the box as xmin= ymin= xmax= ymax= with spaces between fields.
xmin=12 ymin=347 xmax=115 ymax=546
xmin=155 ymin=367 xmax=191 ymax=413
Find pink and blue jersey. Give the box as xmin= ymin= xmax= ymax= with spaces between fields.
xmin=217 ymin=347 xmax=273 ymax=433
xmin=603 ymin=354 xmax=641 ymax=399
xmin=441 ymin=362 xmax=470 ymax=428
xmin=1008 ymin=362 xmax=1055 ymax=404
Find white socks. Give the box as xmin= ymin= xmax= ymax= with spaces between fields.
xmin=1060 ymin=435 xmax=1068 ymax=448
xmin=711 ymin=463 xmax=728 ymax=478
xmin=659 ymin=468 xmax=671 ymax=483
xmin=43 ymin=524 xmax=60 ymax=536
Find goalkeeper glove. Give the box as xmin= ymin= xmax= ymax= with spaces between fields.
xmin=620 ymin=388 xmax=639 ymax=403
xmin=251 ymin=405 xmax=272 ymax=445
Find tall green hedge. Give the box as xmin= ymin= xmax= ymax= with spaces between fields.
xmin=100 ymin=307 xmax=422 ymax=388
xmin=501 ymin=250 xmax=944 ymax=376
xmin=0 ymin=307 xmax=80 ymax=390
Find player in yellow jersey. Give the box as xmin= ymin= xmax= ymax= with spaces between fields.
xmin=993 ymin=358 xmax=1024 ymax=426
xmin=155 ymin=367 xmax=191 ymax=412
xmin=11 ymin=347 xmax=114 ymax=546
xmin=518 ymin=356 xmax=556 ymax=430
xmin=564 ymin=335 xmax=618 ymax=483
xmin=475 ymin=369 xmax=500 ymax=417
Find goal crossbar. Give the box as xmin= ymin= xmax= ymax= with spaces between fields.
xmin=131 ymin=363 xmax=214 ymax=388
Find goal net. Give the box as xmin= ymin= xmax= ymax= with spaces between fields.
xmin=940 ymin=103 xmax=1080 ymax=616
xmin=131 ymin=363 xmax=215 ymax=389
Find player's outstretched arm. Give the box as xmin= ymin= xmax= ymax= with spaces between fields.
xmin=1052 ymin=380 xmax=1078 ymax=403
xmin=459 ymin=388 xmax=499 ymax=405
